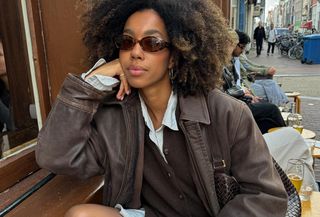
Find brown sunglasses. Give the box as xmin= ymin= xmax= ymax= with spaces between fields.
xmin=115 ymin=35 xmax=170 ymax=52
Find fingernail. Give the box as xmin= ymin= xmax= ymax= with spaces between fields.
xmin=121 ymin=96 xmax=124 ymax=100
xmin=126 ymin=90 xmax=131 ymax=95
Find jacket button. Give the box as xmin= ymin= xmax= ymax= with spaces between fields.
xmin=179 ymin=194 xmax=184 ymax=200
xmin=167 ymin=172 xmax=172 ymax=177
xmin=164 ymin=148 xmax=169 ymax=155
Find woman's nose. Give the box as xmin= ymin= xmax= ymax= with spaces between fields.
xmin=130 ymin=42 xmax=144 ymax=60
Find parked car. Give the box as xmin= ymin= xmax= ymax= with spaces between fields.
xmin=274 ymin=28 xmax=290 ymax=47
xmin=275 ymin=28 xmax=290 ymax=38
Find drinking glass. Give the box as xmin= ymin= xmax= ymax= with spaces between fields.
xmin=292 ymin=124 xmax=304 ymax=134
xmin=300 ymin=183 xmax=313 ymax=201
xmin=286 ymin=159 xmax=304 ymax=192
xmin=281 ymin=102 xmax=291 ymax=112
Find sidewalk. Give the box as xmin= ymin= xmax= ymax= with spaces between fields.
xmin=247 ymin=45 xmax=320 ymax=140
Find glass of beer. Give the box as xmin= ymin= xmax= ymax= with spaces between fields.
xmin=286 ymin=159 xmax=304 ymax=192
xmin=292 ymin=124 xmax=304 ymax=134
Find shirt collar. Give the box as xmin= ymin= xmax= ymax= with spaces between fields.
xmin=139 ymin=91 xmax=179 ymax=132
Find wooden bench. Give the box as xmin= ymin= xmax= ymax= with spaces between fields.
xmin=0 ymin=147 xmax=104 ymax=217
xmin=4 ymin=173 xmax=104 ymax=217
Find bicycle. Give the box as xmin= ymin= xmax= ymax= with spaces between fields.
xmin=288 ymin=37 xmax=304 ymax=60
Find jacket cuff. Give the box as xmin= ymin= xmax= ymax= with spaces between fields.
xmin=57 ymin=73 xmax=115 ymax=113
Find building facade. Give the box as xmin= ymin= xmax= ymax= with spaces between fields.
xmin=270 ymin=0 xmax=319 ymax=32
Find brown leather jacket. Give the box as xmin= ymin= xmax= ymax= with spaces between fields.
xmin=36 ymin=74 xmax=287 ymax=216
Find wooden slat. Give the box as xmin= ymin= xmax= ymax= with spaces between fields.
xmin=0 ymin=169 xmax=50 ymax=210
xmin=6 ymin=175 xmax=104 ymax=217
xmin=0 ymin=147 xmax=39 ymax=192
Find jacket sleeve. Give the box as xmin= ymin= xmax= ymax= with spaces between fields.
xmin=218 ymin=105 xmax=288 ymax=217
xmin=239 ymin=54 xmax=268 ymax=76
xmin=36 ymin=73 xmax=111 ymax=179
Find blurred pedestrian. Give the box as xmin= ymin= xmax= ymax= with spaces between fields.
xmin=267 ymin=23 xmax=276 ymax=56
xmin=253 ymin=21 xmax=266 ymax=57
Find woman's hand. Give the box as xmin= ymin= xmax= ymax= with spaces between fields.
xmin=267 ymin=67 xmax=276 ymax=75
xmin=243 ymin=87 xmax=262 ymax=103
xmin=86 ymin=59 xmax=131 ymax=100
xmin=244 ymin=93 xmax=261 ymax=103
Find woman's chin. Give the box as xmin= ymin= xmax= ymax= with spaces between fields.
xmin=127 ymin=80 xmax=147 ymax=89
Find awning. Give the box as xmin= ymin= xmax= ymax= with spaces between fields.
xmin=301 ymin=20 xmax=312 ymax=29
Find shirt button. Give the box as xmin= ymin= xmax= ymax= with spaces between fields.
xmin=164 ymin=148 xmax=169 ymax=155
xmin=179 ymin=194 xmax=184 ymax=200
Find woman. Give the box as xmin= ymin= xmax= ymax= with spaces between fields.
xmin=0 ymin=36 xmax=14 ymax=132
xmin=36 ymin=0 xmax=288 ymax=216
xmin=267 ymin=23 xmax=276 ymax=56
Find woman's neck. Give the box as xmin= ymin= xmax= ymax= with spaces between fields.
xmin=140 ymin=83 xmax=172 ymax=129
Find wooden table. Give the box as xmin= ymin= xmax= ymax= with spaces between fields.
xmin=302 ymin=129 xmax=316 ymax=139
xmin=302 ymin=191 xmax=320 ymax=217
xmin=312 ymin=146 xmax=320 ymax=159
xmin=268 ymin=127 xmax=316 ymax=139
xmin=285 ymin=92 xmax=301 ymax=113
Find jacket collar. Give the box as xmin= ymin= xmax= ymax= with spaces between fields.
xmin=178 ymin=92 xmax=211 ymax=125
xmin=104 ymin=89 xmax=211 ymax=125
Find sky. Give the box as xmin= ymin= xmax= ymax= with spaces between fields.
xmin=265 ymin=0 xmax=278 ymax=11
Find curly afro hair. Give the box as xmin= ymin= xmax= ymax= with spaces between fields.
xmin=82 ymin=0 xmax=232 ymax=96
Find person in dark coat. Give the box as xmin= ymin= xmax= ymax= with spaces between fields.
xmin=253 ymin=21 xmax=266 ymax=56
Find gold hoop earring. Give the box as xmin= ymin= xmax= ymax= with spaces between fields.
xmin=169 ymin=68 xmax=174 ymax=80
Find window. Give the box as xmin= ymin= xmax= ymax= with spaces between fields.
xmin=0 ymin=0 xmax=91 ymax=193
xmin=0 ymin=1 xmax=40 ymax=160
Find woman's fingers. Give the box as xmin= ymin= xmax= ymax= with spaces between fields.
xmin=116 ymin=82 xmax=125 ymax=100
xmin=116 ymin=74 xmax=131 ymax=100
xmin=84 ymin=58 xmax=131 ymax=100
xmin=252 ymin=96 xmax=261 ymax=103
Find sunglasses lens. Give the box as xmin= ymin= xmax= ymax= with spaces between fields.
xmin=116 ymin=35 xmax=169 ymax=52
xmin=115 ymin=35 xmax=135 ymax=50
xmin=141 ymin=37 xmax=165 ymax=52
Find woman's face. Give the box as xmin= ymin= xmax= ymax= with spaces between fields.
xmin=119 ymin=9 xmax=173 ymax=90
xmin=0 ymin=42 xmax=6 ymax=75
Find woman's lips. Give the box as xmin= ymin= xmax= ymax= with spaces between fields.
xmin=127 ymin=66 xmax=146 ymax=76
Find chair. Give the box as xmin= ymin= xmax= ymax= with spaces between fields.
xmin=263 ymin=127 xmax=319 ymax=191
